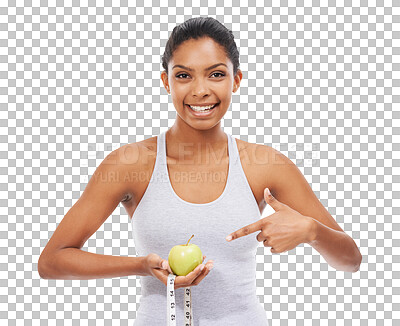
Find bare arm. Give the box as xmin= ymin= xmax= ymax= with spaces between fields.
xmin=38 ymin=144 xmax=150 ymax=280
xmin=307 ymin=218 xmax=362 ymax=273
xmin=265 ymin=146 xmax=362 ymax=272
xmin=39 ymin=248 xmax=148 ymax=280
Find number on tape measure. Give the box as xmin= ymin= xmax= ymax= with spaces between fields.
xmin=167 ymin=273 xmax=194 ymax=326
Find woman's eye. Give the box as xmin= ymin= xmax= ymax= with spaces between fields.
xmin=212 ymin=72 xmax=225 ymax=78
xmin=176 ymin=72 xmax=225 ymax=79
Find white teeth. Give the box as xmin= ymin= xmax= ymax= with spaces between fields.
xmin=189 ymin=104 xmax=216 ymax=111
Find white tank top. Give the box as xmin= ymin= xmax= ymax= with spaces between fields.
xmin=131 ymin=130 xmax=270 ymax=325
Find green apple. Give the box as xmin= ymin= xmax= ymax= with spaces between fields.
xmin=168 ymin=235 xmax=203 ymax=276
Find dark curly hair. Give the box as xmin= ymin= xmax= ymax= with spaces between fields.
xmin=161 ymin=17 xmax=240 ymax=76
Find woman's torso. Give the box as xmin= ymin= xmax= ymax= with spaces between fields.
xmin=119 ymin=131 xmax=272 ymax=325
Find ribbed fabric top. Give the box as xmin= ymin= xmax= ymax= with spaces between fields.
xmin=131 ymin=130 xmax=269 ymax=325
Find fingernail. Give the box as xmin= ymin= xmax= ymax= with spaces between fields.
xmin=200 ymin=265 xmax=205 ymax=271
xmin=226 ymin=235 xmax=232 ymax=241
xmin=162 ymin=261 xmax=167 ymax=269
xmin=265 ymin=188 xmax=271 ymax=196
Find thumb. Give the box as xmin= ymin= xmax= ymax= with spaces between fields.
xmin=147 ymin=253 xmax=169 ymax=270
xmin=159 ymin=258 xmax=168 ymax=270
xmin=264 ymin=188 xmax=284 ymax=210
xmin=160 ymin=258 xmax=173 ymax=274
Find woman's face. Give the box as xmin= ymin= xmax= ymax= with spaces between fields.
xmin=161 ymin=37 xmax=242 ymax=130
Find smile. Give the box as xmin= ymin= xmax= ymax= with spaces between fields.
xmin=187 ymin=104 xmax=218 ymax=112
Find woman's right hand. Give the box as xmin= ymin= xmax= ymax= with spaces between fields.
xmin=144 ymin=253 xmax=214 ymax=290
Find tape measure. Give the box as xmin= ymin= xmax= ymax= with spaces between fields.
xmin=167 ymin=273 xmax=194 ymax=326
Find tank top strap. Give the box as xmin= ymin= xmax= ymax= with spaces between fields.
xmin=227 ymin=133 xmax=241 ymax=169
xmin=144 ymin=131 xmax=168 ymax=186
xmin=157 ymin=130 xmax=167 ymax=163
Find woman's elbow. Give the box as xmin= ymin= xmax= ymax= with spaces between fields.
xmin=351 ymin=252 xmax=363 ymax=273
xmin=38 ymin=255 xmax=50 ymax=279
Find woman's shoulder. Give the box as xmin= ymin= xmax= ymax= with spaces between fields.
xmin=95 ymin=137 xmax=158 ymax=203
xmin=110 ymin=136 xmax=158 ymax=166
xmin=234 ymin=137 xmax=276 ymax=167
xmin=234 ymin=137 xmax=293 ymax=189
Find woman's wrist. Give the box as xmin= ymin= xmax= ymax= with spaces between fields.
xmin=139 ymin=255 xmax=151 ymax=276
xmin=305 ymin=216 xmax=318 ymax=244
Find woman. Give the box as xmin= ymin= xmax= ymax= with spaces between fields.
xmin=38 ymin=17 xmax=362 ymax=325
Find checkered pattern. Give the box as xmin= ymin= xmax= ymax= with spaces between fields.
xmin=1 ymin=0 xmax=399 ymax=325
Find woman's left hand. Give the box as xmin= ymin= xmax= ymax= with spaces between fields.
xmin=226 ymin=188 xmax=315 ymax=254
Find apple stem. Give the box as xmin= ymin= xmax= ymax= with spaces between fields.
xmin=186 ymin=234 xmax=194 ymax=246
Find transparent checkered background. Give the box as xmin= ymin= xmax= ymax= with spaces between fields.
xmin=1 ymin=0 xmax=399 ymax=325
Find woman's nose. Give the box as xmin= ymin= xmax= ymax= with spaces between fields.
xmin=191 ymin=80 xmax=210 ymax=97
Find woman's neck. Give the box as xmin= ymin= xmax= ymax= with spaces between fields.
xmin=166 ymin=121 xmax=228 ymax=162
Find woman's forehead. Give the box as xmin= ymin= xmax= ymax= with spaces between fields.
xmin=170 ymin=39 xmax=231 ymax=69
xmin=175 ymin=38 xmax=225 ymax=55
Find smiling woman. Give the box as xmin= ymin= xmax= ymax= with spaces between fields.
xmin=160 ymin=18 xmax=242 ymax=131
xmin=38 ymin=16 xmax=361 ymax=326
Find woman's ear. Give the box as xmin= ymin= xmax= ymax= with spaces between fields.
xmin=233 ymin=69 xmax=243 ymax=93
xmin=160 ymin=71 xmax=170 ymax=94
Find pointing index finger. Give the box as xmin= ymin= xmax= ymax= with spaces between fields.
xmin=226 ymin=220 xmax=263 ymax=241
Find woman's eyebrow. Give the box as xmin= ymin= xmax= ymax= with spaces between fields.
xmin=172 ymin=63 xmax=228 ymax=71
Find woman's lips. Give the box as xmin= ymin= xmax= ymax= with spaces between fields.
xmin=186 ymin=103 xmax=219 ymax=117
